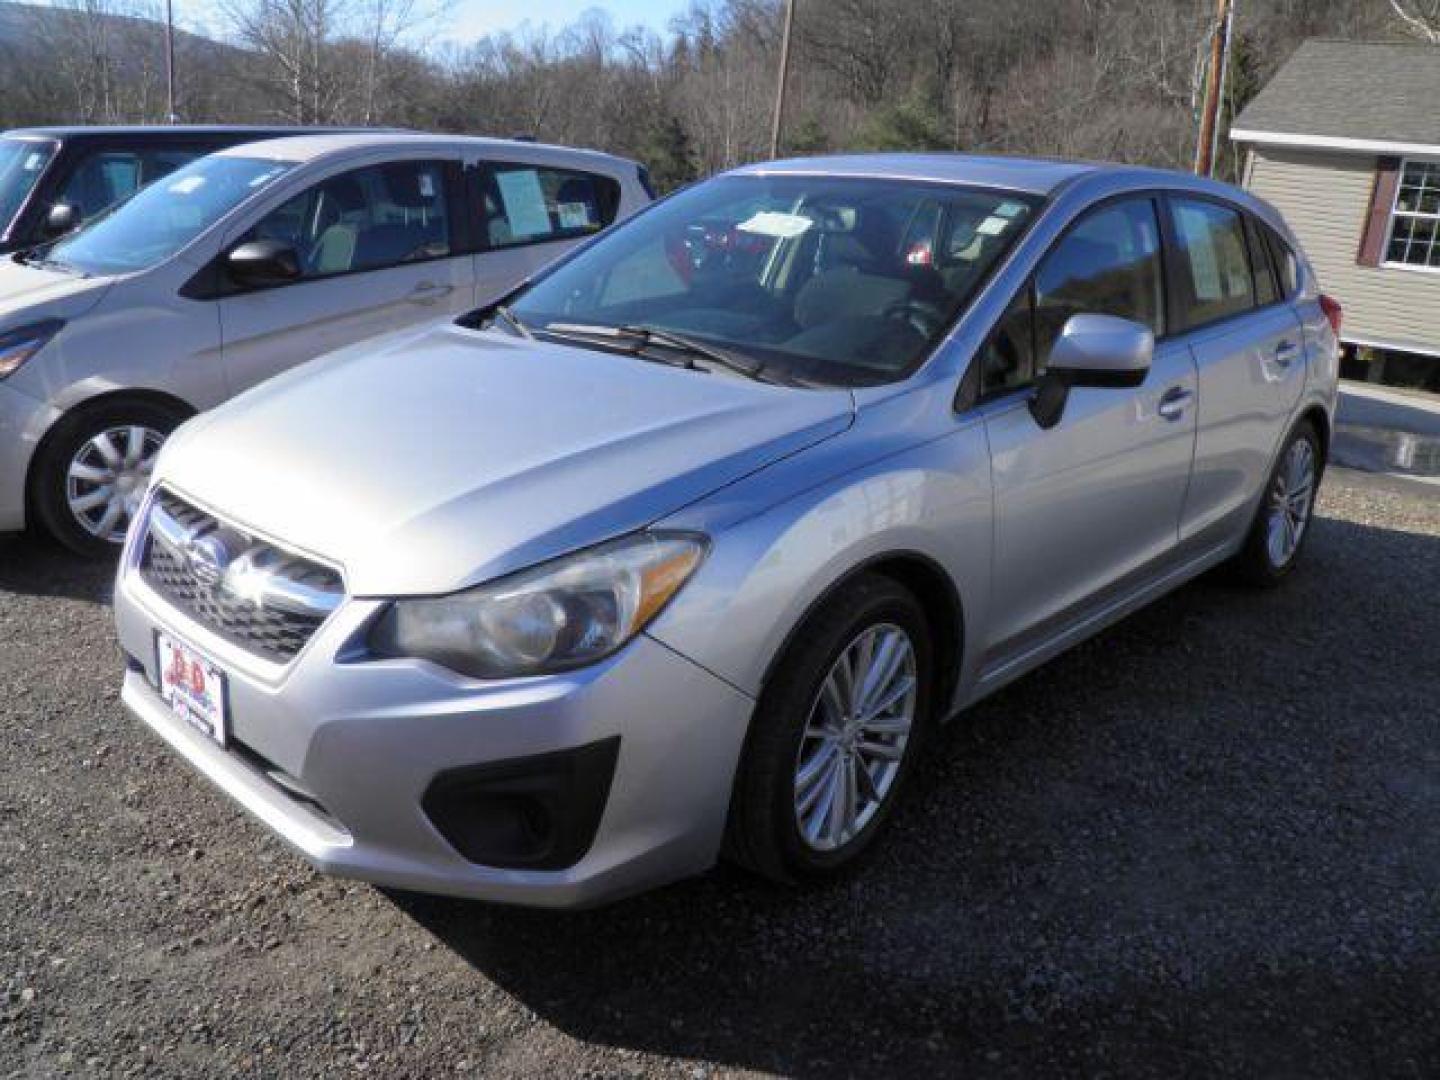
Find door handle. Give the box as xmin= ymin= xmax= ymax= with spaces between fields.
xmin=1158 ymin=386 xmax=1193 ymax=421
xmin=1274 ymin=340 xmax=1301 ymax=367
xmin=408 ymin=281 xmax=455 ymax=303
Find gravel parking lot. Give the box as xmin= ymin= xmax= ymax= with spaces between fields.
xmin=3 ymin=466 xmax=1438 ymax=1078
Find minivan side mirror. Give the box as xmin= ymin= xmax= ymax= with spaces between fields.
xmin=44 ymin=202 xmax=79 ymax=237
xmin=225 ymin=239 xmax=301 ymax=289
xmin=1029 ymin=313 xmax=1154 ymax=429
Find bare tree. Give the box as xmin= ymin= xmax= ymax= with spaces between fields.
xmin=1388 ymin=0 xmax=1440 ymax=41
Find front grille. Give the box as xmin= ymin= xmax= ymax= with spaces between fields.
xmin=139 ymin=489 xmax=344 ymax=663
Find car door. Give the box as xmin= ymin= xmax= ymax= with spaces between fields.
xmin=467 ymin=156 xmax=624 ymax=305
xmin=976 ymin=195 xmax=1200 ymax=667
xmin=1165 ymin=197 xmax=1306 ymax=542
xmin=217 ymin=156 xmax=474 ymax=396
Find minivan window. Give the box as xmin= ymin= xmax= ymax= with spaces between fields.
xmin=0 ymin=138 xmax=58 ymax=232
xmin=45 ymin=156 xmax=293 ymax=276
xmin=480 ymin=164 xmax=620 ymax=249
xmin=241 ymin=160 xmax=451 ymax=280
xmin=507 ymin=174 xmax=1039 ymax=387
xmin=55 ymin=147 xmax=204 ymax=221
xmin=1170 ymin=198 xmax=1255 ymax=329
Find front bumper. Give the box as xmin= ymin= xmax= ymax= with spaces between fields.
xmin=114 ymin=564 xmax=755 ymax=909
xmin=0 ymin=381 xmax=61 ymax=532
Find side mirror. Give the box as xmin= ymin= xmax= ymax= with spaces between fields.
xmin=1029 ymin=313 xmax=1154 ymax=429
xmin=225 ymin=239 xmax=301 ymax=289
xmin=44 ymin=202 xmax=79 ymax=237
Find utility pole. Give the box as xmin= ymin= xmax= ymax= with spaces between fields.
xmin=1194 ymin=0 xmax=1234 ymax=177
xmin=768 ymin=0 xmax=795 ymax=159
xmin=164 ymin=0 xmax=177 ymax=123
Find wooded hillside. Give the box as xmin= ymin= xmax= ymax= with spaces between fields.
xmin=0 ymin=0 xmax=1424 ymax=187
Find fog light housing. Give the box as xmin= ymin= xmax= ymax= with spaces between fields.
xmin=420 ymin=737 xmax=620 ymax=870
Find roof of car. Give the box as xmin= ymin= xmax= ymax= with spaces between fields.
xmin=729 ymin=153 xmax=1105 ymax=195
xmin=2 ymin=125 xmax=378 ymax=141
xmin=213 ymin=130 xmax=638 ymax=169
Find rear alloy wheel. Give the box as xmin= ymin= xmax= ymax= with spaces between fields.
xmin=725 ymin=574 xmax=934 ymax=883
xmin=32 ymin=400 xmax=186 ymax=558
xmin=1230 ymin=419 xmax=1322 ymax=586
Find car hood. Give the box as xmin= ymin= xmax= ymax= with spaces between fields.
xmin=0 ymin=257 xmax=111 ymax=325
xmin=158 ymin=324 xmax=855 ymax=596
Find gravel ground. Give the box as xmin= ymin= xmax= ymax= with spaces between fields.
xmin=3 ymin=466 xmax=1438 ymax=1078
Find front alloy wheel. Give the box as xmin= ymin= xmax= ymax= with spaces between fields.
xmin=793 ymin=623 xmax=917 ymax=851
xmin=725 ymin=574 xmax=933 ymax=883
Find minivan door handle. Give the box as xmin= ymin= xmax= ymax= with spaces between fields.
xmin=408 ymin=281 xmax=455 ymax=304
xmin=1158 ymin=386 xmax=1193 ymax=421
xmin=1274 ymin=340 xmax=1301 ymax=367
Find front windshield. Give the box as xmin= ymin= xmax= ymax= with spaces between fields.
xmin=508 ymin=174 xmax=1039 ymax=387
xmin=47 ymin=155 xmax=294 ymax=276
xmin=0 ymin=138 xmax=58 ymax=234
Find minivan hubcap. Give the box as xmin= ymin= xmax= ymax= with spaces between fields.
xmin=66 ymin=425 xmax=165 ymax=543
xmin=794 ymin=623 xmax=917 ymax=852
xmin=1266 ymin=437 xmax=1316 ymax=568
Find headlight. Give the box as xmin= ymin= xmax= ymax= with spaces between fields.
xmin=0 ymin=319 xmax=64 ymax=379
xmin=369 ymin=531 xmax=707 ymax=679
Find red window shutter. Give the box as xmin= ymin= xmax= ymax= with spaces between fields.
xmin=1358 ymin=157 xmax=1401 ymax=267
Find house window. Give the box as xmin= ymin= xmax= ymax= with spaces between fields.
xmin=1386 ymin=160 xmax=1440 ymax=270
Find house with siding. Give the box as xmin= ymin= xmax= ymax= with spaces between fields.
xmin=1232 ymin=39 xmax=1440 ymax=386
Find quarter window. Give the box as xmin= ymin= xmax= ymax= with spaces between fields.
xmin=479 ymin=164 xmax=619 ymax=249
xmin=242 ymin=160 xmax=451 ymax=281
xmin=1386 ymin=159 xmax=1440 ymax=269
xmin=1170 ymin=198 xmax=1255 ymax=329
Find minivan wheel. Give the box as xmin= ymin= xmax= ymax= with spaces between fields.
xmin=32 ymin=400 xmax=186 ymax=558
xmin=1230 ymin=419 xmax=1322 ymax=586
xmin=724 ymin=574 xmax=934 ymax=884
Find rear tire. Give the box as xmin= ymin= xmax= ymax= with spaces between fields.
xmin=724 ymin=574 xmax=935 ymax=884
xmin=1229 ymin=419 xmax=1322 ymax=587
xmin=31 ymin=399 xmax=186 ymax=559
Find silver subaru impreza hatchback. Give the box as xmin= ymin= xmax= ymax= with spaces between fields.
xmin=114 ymin=154 xmax=1339 ymax=907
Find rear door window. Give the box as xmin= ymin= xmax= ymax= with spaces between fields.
xmin=1170 ymin=198 xmax=1257 ymax=329
xmin=478 ymin=164 xmax=620 ymax=249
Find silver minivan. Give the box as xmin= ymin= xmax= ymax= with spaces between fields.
xmin=115 ymin=154 xmax=1339 ymax=908
xmin=0 ymin=132 xmax=650 ymax=554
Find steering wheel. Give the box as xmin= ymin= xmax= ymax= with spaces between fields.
xmin=882 ymin=298 xmax=944 ymax=338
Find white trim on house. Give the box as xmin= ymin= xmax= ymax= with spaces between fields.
xmin=1230 ymin=128 xmax=1440 ymax=158
xmin=1343 ymin=332 xmax=1440 ymax=360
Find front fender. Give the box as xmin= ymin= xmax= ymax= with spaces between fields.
xmin=648 ymin=408 xmax=993 ymax=710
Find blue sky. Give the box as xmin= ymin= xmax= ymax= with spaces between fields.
xmin=167 ymin=0 xmax=688 ymax=43
xmin=443 ymin=0 xmax=686 ymax=41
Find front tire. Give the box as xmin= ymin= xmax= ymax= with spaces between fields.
xmin=31 ymin=399 xmax=185 ymax=558
xmin=725 ymin=574 xmax=935 ymax=884
xmin=1230 ymin=419 xmax=1322 ymax=586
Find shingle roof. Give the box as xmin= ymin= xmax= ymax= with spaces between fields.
xmin=1232 ymin=39 xmax=1440 ymax=149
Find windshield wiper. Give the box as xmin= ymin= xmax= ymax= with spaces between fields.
xmin=16 ymin=251 xmax=85 ymax=277
xmin=543 ymin=321 xmax=768 ymax=381
xmin=490 ymin=303 xmax=533 ymax=339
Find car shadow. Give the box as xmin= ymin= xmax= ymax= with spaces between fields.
xmin=0 ymin=531 xmax=114 ymax=603
xmin=389 ymin=505 xmax=1440 ymax=1076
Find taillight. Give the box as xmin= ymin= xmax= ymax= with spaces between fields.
xmin=1319 ymin=294 xmax=1342 ymax=336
